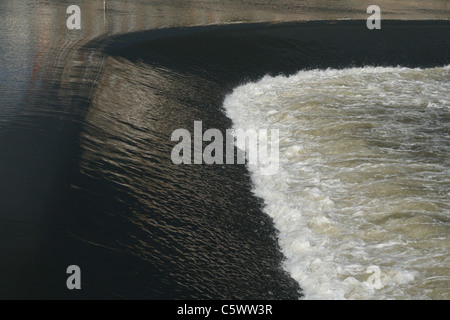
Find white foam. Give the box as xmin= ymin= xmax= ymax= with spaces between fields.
xmin=223 ymin=66 xmax=450 ymax=300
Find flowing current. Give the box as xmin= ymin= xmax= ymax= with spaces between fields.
xmin=223 ymin=66 xmax=450 ymax=299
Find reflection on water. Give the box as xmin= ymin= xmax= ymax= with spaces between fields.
xmin=69 ymin=55 xmax=301 ymax=298
xmin=0 ymin=0 xmax=448 ymax=123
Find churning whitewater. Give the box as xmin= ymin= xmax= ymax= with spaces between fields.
xmin=223 ymin=66 xmax=450 ymax=300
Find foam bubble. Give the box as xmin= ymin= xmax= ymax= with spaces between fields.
xmin=223 ymin=66 xmax=450 ymax=300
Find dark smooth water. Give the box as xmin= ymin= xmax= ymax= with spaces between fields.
xmin=0 ymin=0 xmax=448 ymax=299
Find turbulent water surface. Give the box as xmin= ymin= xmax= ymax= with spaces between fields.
xmin=224 ymin=66 xmax=450 ymax=299
xmin=0 ymin=0 xmax=449 ymax=300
